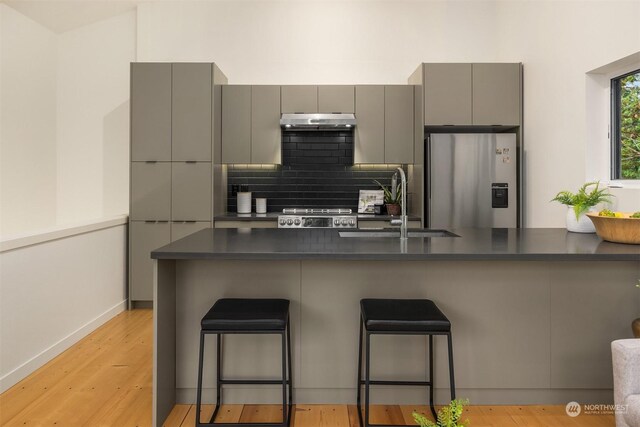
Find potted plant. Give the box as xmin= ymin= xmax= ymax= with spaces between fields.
xmin=551 ymin=181 xmax=614 ymax=233
xmin=374 ymin=180 xmax=402 ymax=216
xmin=413 ymin=399 xmax=470 ymax=427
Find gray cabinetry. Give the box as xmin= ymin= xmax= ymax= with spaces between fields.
xmin=172 ymin=63 xmax=212 ymax=161
xmin=130 ymin=62 xmax=226 ymax=305
xmin=281 ymin=85 xmax=318 ymax=113
xmin=472 ymin=63 xmax=521 ymax=125
xmin=131 ymin=63 xmax=171 ymax=161
xmin=354 ymin=85 xmax=385 ymax=164
xmin=130 ymin=221 xmax=170 ymax=301
xmin=423 ymin=63 xmax=472 ymax=125
xmin=130 ymin=162 xmax=171 ymax=220
xmin=171 ymin=221 xmax=211 ymax=241
xmin=318 ymin=85 xmax=355 ymax=113
xmin=384 ymin=85 xmax=414 ymax=164
xmin=221 ymin=85 xmax=251 ymax=163
xmin=420 ymin=62 xmax=521 ymax=126
xmin=171 ymin=162 xmax=212 ymax=221
xmin=251 ymin=86 xmax=281 ymax=164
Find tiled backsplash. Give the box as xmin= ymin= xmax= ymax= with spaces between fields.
xmin=227 ymin=131 xmax=402 ymax=213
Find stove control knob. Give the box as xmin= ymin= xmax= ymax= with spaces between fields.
xmin=279 ymin=218 xmax=286 ymax=226
xmin=349 ymin=219 xmax=356 ymax=226
xmin=294 ymin=218 xmax=301 ymax=226
xmin=341 ymin=219 xmax=348 ymax=226
xmin=286 ymin=218 xmax=293 ymax=225
xmin=334 ymin=219 xmax=340 ymax=226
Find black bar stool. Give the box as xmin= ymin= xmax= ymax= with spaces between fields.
xmin=195 ymin=298 xmax=293 ymax=427
xmin=356 ymin=298 xmax=455 ymax=427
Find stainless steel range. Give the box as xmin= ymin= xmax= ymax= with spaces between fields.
xmin=278 ymin=208 xmax=357 ymax=229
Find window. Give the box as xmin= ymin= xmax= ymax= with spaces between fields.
xmin=612 ymin=69 xmax=640 ymax=179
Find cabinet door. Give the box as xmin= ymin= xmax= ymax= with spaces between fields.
xmin=172 ymin=63 xmax=212 ymax=161
xmin=354 ymin=86 xmax=384 ymax=164
xmin=130 ymin=162 xmax=171 ymax=220
xmin=171 ymin=221 xmax=211 ymax=241
xmin=281 ymin=85 xmax=318 ymax=113
xmin=384 ymin=86 xmax=414 ymax=164
xmin=423 ymin=63 xmax=472 ymax=125
xmin=131 ymin=63 xmax=172 ymax=161
xmin=221 ymin=85 xmax=251 ymax=163
xmin=252 ymin=86 xmax=281 ymax=164
xmin=472 ymin=63 xmax=521 ymax=125
xmin=171 ymin=162 xmax=212 ymax=221
xmin=318 ymin=85 xmax=355 ymax=113
xmin=130 ymin=221 xmax=170 ymax=301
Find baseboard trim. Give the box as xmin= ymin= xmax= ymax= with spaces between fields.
xmin=0 ymin=299 xmax=128 ymax=393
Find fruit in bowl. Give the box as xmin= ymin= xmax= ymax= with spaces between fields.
xmin=586 ymin=211 xmax=640 ymax=244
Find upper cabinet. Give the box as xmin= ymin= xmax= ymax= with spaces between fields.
xmin=354 ymin=85 xmax=414 ymax=164
xmin=318 ymin=86 xmax=355 ymax=113
xmin=421 ymin=62 xmax=521 ymax=126
xmin=424 ymin=63 xmax=472 ymax=125
xmin=131 ymin=63 xmax=172 ymax=161
xmin=472 ymin=63 xmax=521 ymax=125
xmin=281 ymin=85 xmax=318 ymax=113
xmin=354 ymin=86 xmax=384 ymax=164
xmin=384 ymin=86 xmax=414 ymax=164
xmin=222 ymin=85 xmax=281 ymax=164
xmin=251 ymin=86 xmax=282 ymax=164
xmin=172 ymin=63 xmax=212 ymax=161
xmin=221 ymin=85 xmax=252 ymax=163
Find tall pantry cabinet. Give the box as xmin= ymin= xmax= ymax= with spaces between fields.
xmin=129 ymin=63 xmax=227 ymax=305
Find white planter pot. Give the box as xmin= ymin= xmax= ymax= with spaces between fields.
xmin=565 ymin=207 xmax=596 ymax=233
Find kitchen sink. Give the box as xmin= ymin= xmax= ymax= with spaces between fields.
xmin=339 ymin=229 xmax=459 ymax=238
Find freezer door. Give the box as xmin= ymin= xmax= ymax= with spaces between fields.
xmin=429 ymin=133 xmax=517 ymax=228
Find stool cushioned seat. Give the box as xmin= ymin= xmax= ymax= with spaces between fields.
xmin=201 ymin=298 xmax=290 ymax=331
xmin=360 ymin=298 xmax=451 ymax=332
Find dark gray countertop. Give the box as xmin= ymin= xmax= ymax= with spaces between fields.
xmin=151 ymin=228 xmax=640 ymax=261
xmin=214 ymin=213 xmax=421 ymax=221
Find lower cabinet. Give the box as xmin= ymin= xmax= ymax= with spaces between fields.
xmin=214 ymin=220 xmax=278 ymax=228
xmin=130 ymin=221 xmax=171 ymax=301
xmin=358 ymin=220 xmax=422 ymax=229
xmin=171 ymin=221 xmax=211 ymax=241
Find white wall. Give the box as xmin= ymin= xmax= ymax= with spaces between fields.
xmin=0 ymin=221 xmax=128 ymax=393
xmin=136 ymin=0 xmax=640 ymax=226
xmin=0 ymin=4 xmax=57 ymax=235
xmin=56 ymin=10 xmax=136 ymax=224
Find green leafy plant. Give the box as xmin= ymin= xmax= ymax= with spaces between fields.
xmin=413 ymin=399 xmax=470 ymax=427
xmin=551 ymin=181 xmax=614 ymax=220
xmin=373 ymin=179 xmax=402 ymax=205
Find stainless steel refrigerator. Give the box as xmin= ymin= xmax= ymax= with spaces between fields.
xmin=427 ymin=133 xmax=518 ymax=228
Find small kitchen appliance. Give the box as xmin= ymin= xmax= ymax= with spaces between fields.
xmin=278 ymin=208 xmax=357 ymax=229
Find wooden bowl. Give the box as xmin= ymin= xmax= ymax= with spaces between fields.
xmin=586 ymin=213 xmax=640 ymax=244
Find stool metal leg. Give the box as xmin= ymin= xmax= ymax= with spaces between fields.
xmin=429 ymin=334 xmax=436 ymax=420
xmin=196 ymin=331 xmax=205 ymax=426
xmin=364 ymin=331 xmax=371 ymax=427
xmin=281 ymin=329 xmax=287 ymax=424
xmin=287 ymin=318 xmax=293 ymax=409
xmin=356 ymin=316 xmax=363 ymax=419
xmin=447 ymin=332 xmax=456 ymax=401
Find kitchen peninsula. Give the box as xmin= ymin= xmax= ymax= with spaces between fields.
xmin=151 ymin=227 xmax=640 ymax=426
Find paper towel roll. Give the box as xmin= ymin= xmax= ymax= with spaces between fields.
xmin=237 ymin=192 xmax=252 ymax=213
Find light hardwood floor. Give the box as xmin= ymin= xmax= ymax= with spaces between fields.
xmin=0 ymin=309 xmax=616 ymax=427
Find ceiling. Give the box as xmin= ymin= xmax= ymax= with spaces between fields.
xmin=3 ymin=0 xmax=139 ymax=33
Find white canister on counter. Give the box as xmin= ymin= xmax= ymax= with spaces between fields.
xmin=237 ymin=192 xmax=252 ymax=213
xmin=256 ymin=198 xmax=267 ymax=214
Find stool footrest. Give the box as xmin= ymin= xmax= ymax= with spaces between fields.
xmin=359 ymin=380 xmax=432 ymax=386
xmin=219 ymin=379 xmax=292 ymax=385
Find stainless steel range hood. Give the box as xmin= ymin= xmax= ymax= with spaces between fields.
xmin=280 ymin=113 xmax=356 ymax=130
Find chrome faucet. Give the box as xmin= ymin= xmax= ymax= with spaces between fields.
xmin=390 ymin=167 xmax=408 ymax=239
